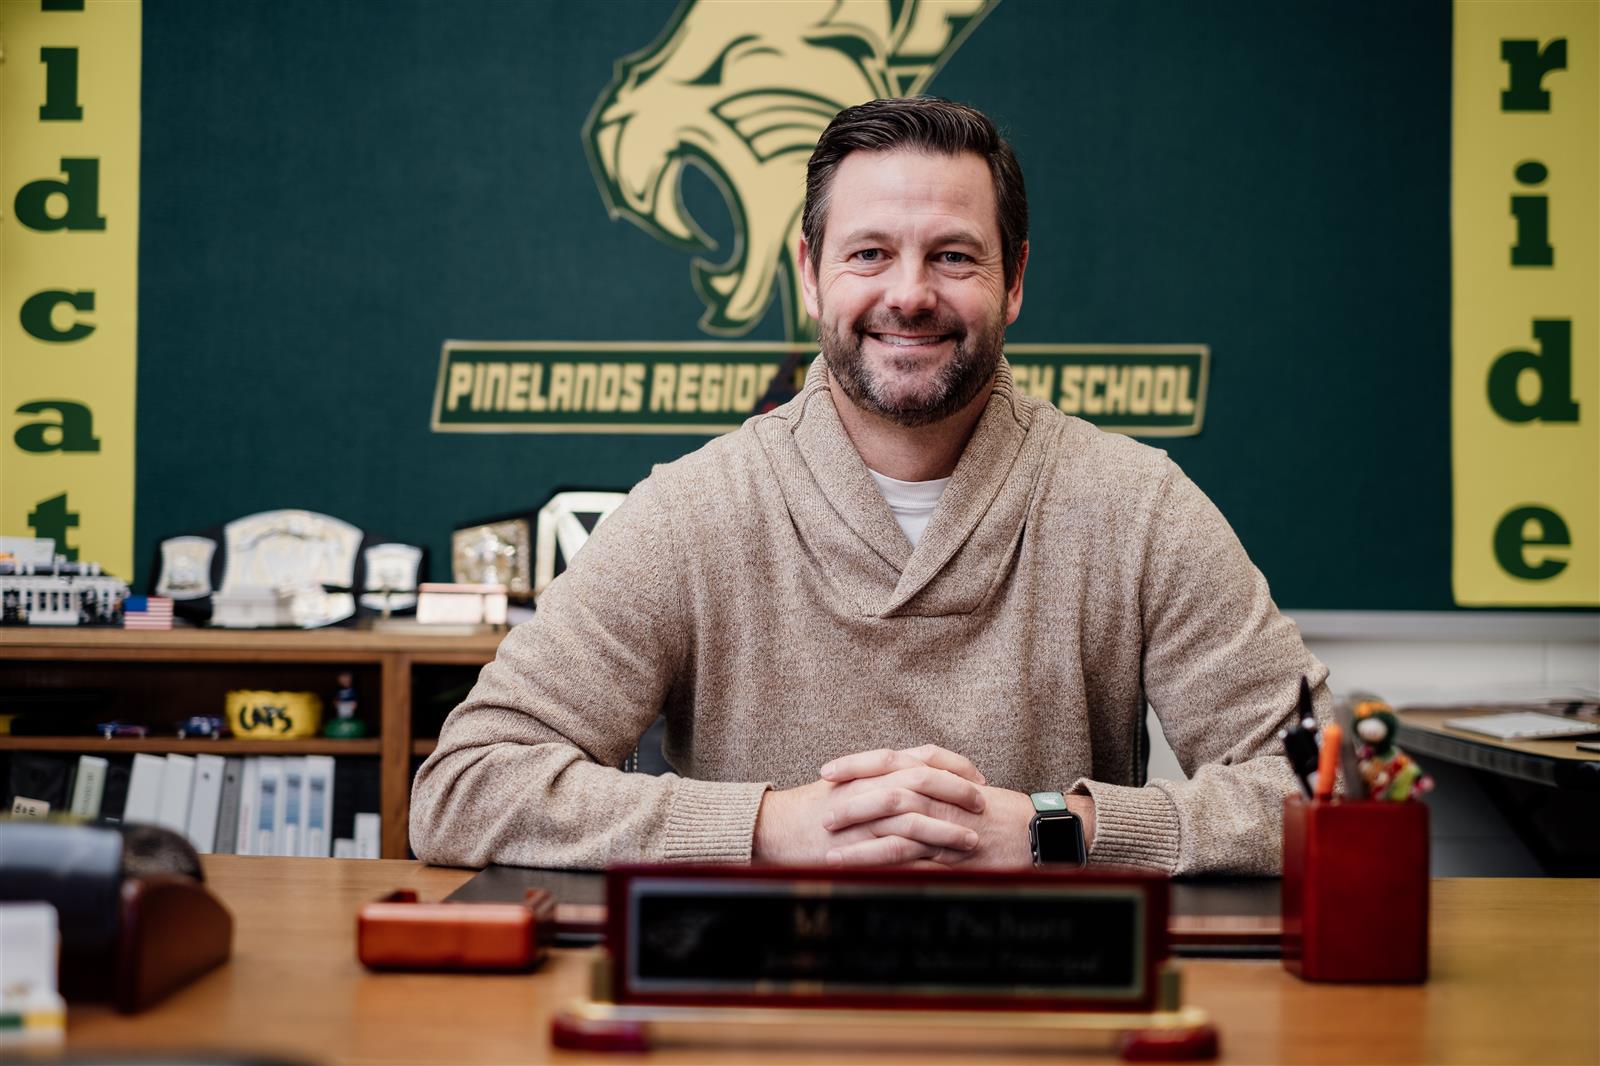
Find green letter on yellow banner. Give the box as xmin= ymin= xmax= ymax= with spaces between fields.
xmin=1453 ymin=1 xmax=1598 ymax=605
xmin=2 ymin=0 xmax=140 ymax=574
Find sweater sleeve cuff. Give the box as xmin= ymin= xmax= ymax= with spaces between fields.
xmin=1070 ymin=778 xmax=1181 ymax=873
xmin=661 ymin=778 xmax=772 ymax=863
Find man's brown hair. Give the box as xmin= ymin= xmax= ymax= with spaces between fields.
xmin=802 ymin=97 xmax=1029 ymax=287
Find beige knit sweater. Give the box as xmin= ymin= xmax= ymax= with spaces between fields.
xmin=411 ymin=358 xmax=1330 ymax=875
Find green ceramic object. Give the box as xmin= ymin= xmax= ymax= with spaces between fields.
xmin=324 ymin=717 xmax=368 ymax=739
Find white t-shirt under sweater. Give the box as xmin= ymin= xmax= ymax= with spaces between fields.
xmin=867 ymin=468 xmax=951 ymax=548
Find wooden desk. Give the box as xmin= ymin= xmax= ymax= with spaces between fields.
xmin=62 ymin=857 xmax=1599 ymax=1065
xmin=1397 ymin=706 xmax=1600 ymax=791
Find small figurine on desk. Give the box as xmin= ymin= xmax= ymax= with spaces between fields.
xmin=324 ymin=671 xmax=367 ymax=739
xmin=1353 ymin=700 xmax=1433 ymax=801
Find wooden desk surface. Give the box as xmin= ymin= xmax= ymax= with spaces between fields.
xmin=1397 ymin=706 xmax=1600 ymax=792
xmin=1399 ymin=706 xmax=1600 ymax=763
xmin=63 ymin=857 xmax=1599 ymax=1066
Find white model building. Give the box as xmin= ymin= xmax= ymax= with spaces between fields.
xmin=0 ymin=558 xmax=129 ymax=627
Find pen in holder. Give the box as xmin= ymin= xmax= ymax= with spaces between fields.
xmin=1281 ymin=796 xmax=1429 ymax=983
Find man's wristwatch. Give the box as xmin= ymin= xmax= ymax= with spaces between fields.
xmin=1028 ymin=791 xmax=1087 ymax=867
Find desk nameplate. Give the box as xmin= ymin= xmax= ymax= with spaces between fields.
xmin=605 ymin=865 xmax=1169 ymax=1013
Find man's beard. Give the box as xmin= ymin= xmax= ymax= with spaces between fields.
xmin=818 ymin=308 xmax=1005 ymax=428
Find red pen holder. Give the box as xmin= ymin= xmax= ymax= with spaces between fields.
xmin=1281 ymin=796 xmax=1429 ymax=983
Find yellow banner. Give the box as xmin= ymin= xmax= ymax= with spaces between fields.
xmin=2 ymin=0 xmax=140 ymax=577
xmin=1453 ymin=0 xmax=1599 ymax=606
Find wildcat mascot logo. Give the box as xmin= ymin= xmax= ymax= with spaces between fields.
xmin=431 ymin=0 xmax=1208 ymax=437
xmin=583 ymin=0 xmax=996 ymax=340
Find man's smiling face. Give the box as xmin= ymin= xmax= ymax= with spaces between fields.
xmin=799 ymin=148 xmax=1026 ymax=428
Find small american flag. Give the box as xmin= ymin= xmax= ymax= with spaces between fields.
xmin=123 ymin=595 xmax=175 ymax=630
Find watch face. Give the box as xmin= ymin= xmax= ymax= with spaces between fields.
xmin=1033 ymin=813 xmax=1086 ymax=866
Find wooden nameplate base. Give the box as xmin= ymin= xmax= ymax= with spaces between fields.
xmin=551 ymin=865 xmax=1217 ymax=1060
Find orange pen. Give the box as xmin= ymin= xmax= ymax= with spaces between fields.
xmin=1314 ymin=722 xmax=1342 ymax=801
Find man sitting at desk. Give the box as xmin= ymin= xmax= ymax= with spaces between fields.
xmin=410 ymin=97 xmax=1328 ymax=876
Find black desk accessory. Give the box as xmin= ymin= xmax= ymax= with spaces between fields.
xmin=0 ymin=820 xmax=233 ymax=1011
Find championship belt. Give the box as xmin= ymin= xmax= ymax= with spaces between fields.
xmin=151 ymin=509 xmax=425 ymax=628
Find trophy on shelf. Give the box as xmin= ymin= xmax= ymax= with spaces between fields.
xmin=452 ymin=489 xmax=628 ymax=608
xmin=151 ymin=509 xmax=426 ymax=628
xmin=360 ymin=544 xmax=424 ymax=619
xmin=451 ymin=518 xmax=531 ymax=597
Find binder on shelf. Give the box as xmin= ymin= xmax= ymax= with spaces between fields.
xmin=353 ymin=812 xmax=381 ymax=859
xmin=123 ymin=754 xmax=166 ymax=825
xmin=156 ymin=754 xmax=195 ymax=835
xmin=214 ymin=758 xmax=245 ymax=855
xmin=254 ymin=758 xmax=282 ymax=856
xmin=302 ymin=755 xmax=335 ymax=857
xmin=5 ymin=754 xmax=75 ymax=816
xmin=234 ymin=758 xmax=261 ymax=856
xmin=69 ymin=756 xmax=109 ymax=819
xmin=278 ymin=758 xmax=306 ymax=857
xmin=185 ymin=754 xmax=226 ymax=853
xmin=100 ymin=760 xmax=131 ymax=824
xmin=333 ymin=838 xmax=356 ymax=859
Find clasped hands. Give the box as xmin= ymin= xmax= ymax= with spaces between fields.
xmin=752 ymin=744 xmax=1095 ymax=868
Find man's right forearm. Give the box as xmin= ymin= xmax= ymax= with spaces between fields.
xmin=411 ymin=731 xmax=770 ymax=868
xmin=406 ymin=478 xmax=776 ymax=869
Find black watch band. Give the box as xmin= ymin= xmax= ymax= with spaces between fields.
xmin=1028 ymin=791 xmax=1087 ymax=867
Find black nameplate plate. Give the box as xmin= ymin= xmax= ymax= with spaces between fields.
xmin=606 ymin=866 xmax=1168 ymax=1012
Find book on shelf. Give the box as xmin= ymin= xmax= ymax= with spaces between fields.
xmin=99 ymin=760 xmax=131 ymax=823
xmin=156 ymin=753 xmax=195 ymax=834
xmin=123 ymin=753 xmax=166 ymax=824
xmin=353 ymin=812 xmax=382 ymax=859
xmin=68 ymin=755 xmax=108 ymax=818
xmin=279 ymin=757 xmax=306 ymax=857
xmin=213 ymin=757 xmax=244 ymax=854
xmin=234 ymin=758 xmax=261 ymax=856
xmin=0 ymin=748 xmax=382 ymax=858
xmin=302 ymin=755 xmax=335 ymax=857
xmin=185 ymin=753 xmax=226 ymax=853
xmin=254 ymin=758 xmax=282 ymax=856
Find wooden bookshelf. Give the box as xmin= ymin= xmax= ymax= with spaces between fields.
xmin=0 ymin=624 xmax=503 ymax=857
xmin=0 ymin=737 xmax=382 ymax=756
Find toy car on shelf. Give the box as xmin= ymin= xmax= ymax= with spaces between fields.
xmin=176 ymin=715 xmax=228 ymax=739
xmin=96 ymin=721 xmax=149 ymax=739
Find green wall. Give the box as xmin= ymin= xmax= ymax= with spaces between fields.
xmin=136 ymin=0 xmax=1455 ymax=608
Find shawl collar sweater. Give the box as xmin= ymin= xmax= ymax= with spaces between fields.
xmin=411 ymin=357 xmax=1329 ymax=874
